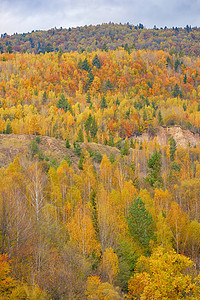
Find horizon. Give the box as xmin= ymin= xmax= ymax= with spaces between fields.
xmin=0 ymin=22 xmax=197 ymax=37
xmin=0 ymin=0 xmax=199 ymax=36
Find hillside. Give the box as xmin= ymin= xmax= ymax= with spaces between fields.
xmin=0 ymin=126 xmax=198 ymax=168
xmin=1 ymin=23 xmax=200 ymax=55
xmin=2 ymin=26 xmax=200 ymax=299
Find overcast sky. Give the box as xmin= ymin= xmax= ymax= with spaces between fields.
xmin=0 ymin=0 xmax=199 ymax=35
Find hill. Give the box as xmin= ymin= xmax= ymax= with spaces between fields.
xmin=0 ymin=126 xmax=198 ymax=168
xmin=2 ymin=26 xmax=200 ymax=299
xmin=1 ymin=23 xmax=200 ymax=55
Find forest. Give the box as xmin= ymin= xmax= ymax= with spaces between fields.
xmin=1 ymin=24 xmax=200 ymax=299
xmin=1 ymin=23 xmax=200 ymax=56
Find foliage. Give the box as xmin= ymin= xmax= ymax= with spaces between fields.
xmin=127 ymin=197 xmax=156 ymax=253
xmin=128 ymin=247 xmax=200 ymax=299
xmin=145 ymin=150 xmax=163 ymax=187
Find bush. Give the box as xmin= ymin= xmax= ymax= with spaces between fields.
xmin=35 ymin=136 xmax=41 ymax=144
xmin=28 ymin=141 xmax=39 ymax=157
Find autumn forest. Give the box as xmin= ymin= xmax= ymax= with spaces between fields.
xmin=1 ymin=23 xmax=200 ymax=299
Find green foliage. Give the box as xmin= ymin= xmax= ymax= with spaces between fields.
xmin=65 ymin=139 xmax=71 ymax=148
xmin=73 ymin=142 xmax=82 ymax=156
xmin=51 ymin=157 xmax=58 ymax=167
xmin=42 ymin=91 xmax=47 ymax=103
xmin=108 ymin=136 xmax=114 ymax=147
xmin=6 ymin=45 xmax=13 ymax=54
xmin=78 ymin=154 xmax=84 ymax=170
xmin=158 ymin=110 xmax=162 ymax=124
xmin=102 ymin=43 xmax=108 ymax=52
xmin=116 ymin=239 xmax=138 ymax=291
xmin=174 ymin=58 xmax=181 ymax=72
xmin=127 ymin=197 xmax=156 ymax=252
xmin=100 ymin=96 xmax=107 ymax=109
xmin=85 ymin=114 xmax=98 ymax=139
xmin=56 ymin=94 xmax=71 ymax=112
xmin=104 ymin=138 xmax=108 ymax=145
xmin=146 ymin=150 xmax=163 ymax=187
xmin=92 ymin=54 xmax=101 ymax=69
xmin=90 ymin=190 xmax=99 ymax=236
xmin=109 ymin=153 xmax=115 ymax=164
xmin=5 ymin=122 xmax=12 ymax=134
xmin=170 ymin=161 xmax=180 ymax=172
xmin=89 ymin=150 xmax=103 ymax=163
xmin=86 ymin=91 xmax=91 ymax=103
xmin=183 ymin=74 xmax=187 ymax=84
xmin=35 ymin=136 xmax=41 ymax=144
xmin=120 ymin=138 xmax=130 ymax=156
xmin=64 ymin=153 xmax=72 ymax=165
xmin=172 ymin=83 xmax=183 ymax=98
xmin=28 ymin=141 xmax=39 ymax=157
xmin=78 ymin=58 xmax=90 ymax=72
xmin=77 ymin=128 xmax=84 ymax=143
xmin=169 ymin=137 xmax=176 ymax=161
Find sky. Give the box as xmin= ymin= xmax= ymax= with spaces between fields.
xmin=0 ymin=0 xmax=199 ymax=35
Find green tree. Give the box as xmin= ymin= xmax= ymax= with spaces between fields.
xmin=86 ymin=91 xmax=91 ymax=103
xmin=120 ymin=138 xmax=130 ymax=156
xmin=73 ymin=142 xmax=82 ymax=156
xmin=146 ymin=150 xmax=163 ymax=187
xmin=57 ymin=94 xmax=71 ymax=112
xmin=6 ymin=45 xmax=13 ymax=54
xmin=85 ymin=114 xmax=98 ymax=139
xmin=174 ymin=58 xmax=180 ymax=72
xmin=100 ymin=96 xmax=108 ymax=109
xmin=77 ymin=128 xmax=84 ymax=143
xmin=78 ymin=154 xmax=84 ymax=170
xmin=65 ymin=139 xmax=70 ymax=148
xmin=127 ymin=197 xmax=156 ymax=252
xmin=158 ymin=110 xmax=162 ymax=125
xmin=169 ymin=137 xmax=176 ymax=161
xmin=5 ymin=122 xmax=12 ymax=134
xmin=92 ymin=54 xmax=101 ymax=69
xmin=80 ymin=58 xmax=90 ymax=72
xmin=102 ymin=43 xmax=108 ymax=52
xmin=183 ymin=74 xmax=187 ymax=84
xmin=172 ymin=83 xmax=182 ymax=98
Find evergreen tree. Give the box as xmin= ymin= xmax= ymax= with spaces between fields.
xmin=127 ymin=197 xmax=156 ymax=251
xmin=183 ymin=74 xmax=187 ymax=84
xmin=65 ymin=139 xmax=70 ymax=148
xmin=73 ymin=142 xmax=82 ymax=156
xmin=146 ymin=150 xmax=163 ymax=187
xmin=78 ymin=154 xmax=84 ymax=170
xmin=77 ymin=128 xmax=84 ymax=143
xmin=82 ymin=58 xmax=90 ymax=72
xmin=174 ymin=59 xmax=180 ymax=72
xmin=85 ymin=114 xmax=98 ymax=139
xmin=172 ymin=83 xmax=180 ymax=97
xmin=86 ymin=91 xmax=91 ymax=103
xmin=92 ymin=54 xmax=101 ymax=69
xmin=90 ymin=190 xmax=99 ymax=235
xmin=108 ymin=136 xmax=114 ymax=147
xmin=90 ymin=117 xmax=98 ymax=139
xmin=100 ymin=96 xmax=107 ymax=109
xmin=5 ymin=122 xmax=12 ymax=134
xmin=158 ymin=110 xmax=162 ymax=124
xmin=57 ymin=94 xmax=71 ymax=112
xmin=169 ymin=137 xmax=176 ymax=161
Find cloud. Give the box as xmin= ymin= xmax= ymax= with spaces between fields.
xmin=0 ymin=0 xmax=199 ymax=35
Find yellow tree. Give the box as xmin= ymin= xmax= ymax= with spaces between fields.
xmin=128 ymin=247 xmax=200 ymax=300
xmin=67 ymin=206 xmax=100 ymax=257
xmin=167 ymin=201 xmax=188 ymax=254
xmin=102 ymin=247 xmax=119 ymax=285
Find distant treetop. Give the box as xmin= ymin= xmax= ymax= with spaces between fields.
xmin=0 ymin=23 xmax=199 ymax=56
